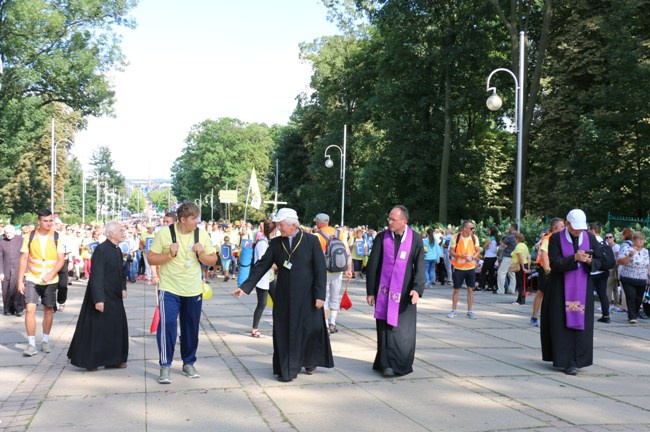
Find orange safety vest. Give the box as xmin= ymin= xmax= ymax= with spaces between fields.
xmin=27 ymin=230 xmax=59 ymax=280
xmin=535 ymin=233 xmax=552 ymax=266
xmin=451 ymin=234 xmax=479 ymax=270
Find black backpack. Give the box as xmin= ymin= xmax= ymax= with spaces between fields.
xmin=597 ymin=237 xmax=616 ymax=271
xmin=169 ymin=224 xmax=200 ymax=259
xmin=318 ymin=229 xmax=349 ymax=272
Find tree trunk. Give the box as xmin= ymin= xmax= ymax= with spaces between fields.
xmin=438 ymin=67 xmax=452 ymax=225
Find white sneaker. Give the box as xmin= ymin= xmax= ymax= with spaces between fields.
xmin=23 ymin=345 xmax=38 ymax=357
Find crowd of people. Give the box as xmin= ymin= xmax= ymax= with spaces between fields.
xmin=1 ymin=205 xmax=648 ymax=381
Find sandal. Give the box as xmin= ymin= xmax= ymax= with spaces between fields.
xmin=251 ymin=329 xmax=261 ymax=338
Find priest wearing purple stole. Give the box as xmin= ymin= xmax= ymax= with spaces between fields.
xmin=366 ymin=205 xmax=425 ymax=377
xmin=540 ymin=209 xmax=614 ymax=375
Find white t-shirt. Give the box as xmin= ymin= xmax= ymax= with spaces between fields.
xmin=254 ymin=237 xmax=273 ymax=290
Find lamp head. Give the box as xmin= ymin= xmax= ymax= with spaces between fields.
xmin=324 ymin=156 xmax=334 ymax=168
xmin=486 ymin=92 xmax=503 ymax=111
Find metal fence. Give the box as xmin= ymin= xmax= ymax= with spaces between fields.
xmin=607 ymin=212 xmax=650 ymax=229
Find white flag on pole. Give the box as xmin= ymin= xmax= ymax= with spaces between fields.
xmin=249 ymin=168 xmax=262 ymax=210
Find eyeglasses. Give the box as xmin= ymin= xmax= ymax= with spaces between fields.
xmin=466 ymin=226 xmax=475 ymax=231
xmin=605 ymin=235 xmax=614 ymax=239
xmin=387 ymin=217 xmax=405 ymax=223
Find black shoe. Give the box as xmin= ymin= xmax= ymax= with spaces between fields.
xmin=563 ymin=367 xmax=578 ymax=375
xmin=382 ymin=367 xmax=395 ymax=377
xmin=597 ymin=316 xmax=610 ymax=323
xmin=305 ymin=367 xmax=316 ymax=375
xmin=16 ymin=310 xmax=24 ymax=317
xmin=277 ymin=376 xmax=292 ymax=382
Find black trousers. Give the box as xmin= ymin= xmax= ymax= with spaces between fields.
xmin=592 ymin=271 xmax=610 ymax=317
xmin=620 ymin=277 xmax=645 ymax=321
xmin=57 ymin=259 xmax=69 ymax=304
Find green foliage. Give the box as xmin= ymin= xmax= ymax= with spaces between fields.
xmin=128 ymin=188 xmax=147 ymax=213
xmin=12 ymin=212 xmax=37 ymax=226
xmin=0 ymin=0 xmax=136 ymax=218
xmin=528 ymin=0 xmax=650 ymax=221
xmin=171 ymin=118 xmax=274 ymax=221
xmin=148 ymin=188 xmax=174 ymax=212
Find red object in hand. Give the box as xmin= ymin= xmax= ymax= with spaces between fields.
xmin=340 ymin=290 xmax=352 ymax=310
xmin=150 ymin=306 xmax=160 ymax=333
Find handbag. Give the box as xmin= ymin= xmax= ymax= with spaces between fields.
xmin=508 ymin=260 xmax=520 ymax=272
xmin=340 ymin=280 xmax=352 ymax=310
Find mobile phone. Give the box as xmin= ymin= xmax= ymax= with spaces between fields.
xmin=585 ymin=250 xmax=594 ymax=257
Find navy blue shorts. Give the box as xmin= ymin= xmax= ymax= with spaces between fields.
xmin=452 ymin=268 xmax=476 ymax=289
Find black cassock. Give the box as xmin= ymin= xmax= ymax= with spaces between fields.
xmin=540 ymin=231 xmax=612 ymax=369
xmin=240 ymin=229 xmax=333 ymax=381
xmin=68 ymin=240 xmax=128 ymax=369
xmin=366 ymin=229 xmax=425 ymax=376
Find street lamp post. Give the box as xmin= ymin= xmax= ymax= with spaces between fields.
xmin=82 ymin=171 xmax=86 ymax=225
xmin=324 ymin=125 xmax=347 ymax=227
xmin=486 ymin=31 xmax=525 ymax=226
xmin=50 ymin=119 xmax=74 ymax=214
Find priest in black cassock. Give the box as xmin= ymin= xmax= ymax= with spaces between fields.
xmin=541 ymin=209 xmax=614 ymax=375
xmin=233 ymin=208 xmax=333 ymax=382
xmin=68 ymin=221 xmax=129 ymax=371
xmin=366 ymin=205 xmax=425 ymax=377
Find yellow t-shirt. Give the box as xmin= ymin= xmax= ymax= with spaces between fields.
xmin=511 ymin=242 xmax=531 ymax=266
xmin=20 ymin=231 xmax=66 ymax=284
xmin=150 ymin=224 xmax=215 ymax=296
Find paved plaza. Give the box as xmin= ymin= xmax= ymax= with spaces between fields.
xmin=1 ymin=277 xmax=649 ymax=431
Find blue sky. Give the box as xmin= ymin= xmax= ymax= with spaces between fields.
xmin=74 ymin=0 xmax=339 ymax=179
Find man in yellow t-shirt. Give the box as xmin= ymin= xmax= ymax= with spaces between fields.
xmin=17 ymin=209 xmax=65 ymax=357
xmin=447 ymin=220 xmax=481 ymax=319
xmin=147 ymin=202 xmax=217 ymax=384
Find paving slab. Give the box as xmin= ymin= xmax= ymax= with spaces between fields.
xmin=1 ymin=278 xmax=649 ymax=432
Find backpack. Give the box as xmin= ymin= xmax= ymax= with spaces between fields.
xmin=318 ymin=229 xmax=349 ymax=272
xmin=169 ymin=224 xmax=200 ymax=259
xmin=598 ymin=237 xmax=616 ymax=271
xmin=28 ymin=230 xmax=59 ymax=249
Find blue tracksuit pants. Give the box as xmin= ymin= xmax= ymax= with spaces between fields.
xmin=157 ymin=290 xmax=203 ymax=367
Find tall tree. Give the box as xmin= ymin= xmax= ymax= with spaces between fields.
xmin=128 ymin=188 xmax=147 ymax=214
xmin=0 ymin=0 xmax=136 ymax=218
xmin=528 ymin=0 xmax=650 ymax=220
xmin=171 ymin=118 xmax=274 ymax=221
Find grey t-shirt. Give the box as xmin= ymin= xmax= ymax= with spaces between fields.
xmin=501 ymin=234 xmax=517 ymax=258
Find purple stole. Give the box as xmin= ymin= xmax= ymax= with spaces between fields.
xmin=560 ymin=229 xmax=589 ymax=330
xmin=374 ymin=227 xmax=413 ymax=327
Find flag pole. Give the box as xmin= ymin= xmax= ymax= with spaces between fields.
xmin=243 ymin=173 xmax=251 ymax=222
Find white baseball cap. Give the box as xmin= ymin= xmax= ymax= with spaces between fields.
xmin=272 ymin=208 xmax=298 ymax=223
xmin=566 ymin=209 xmax=587 ymax=230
